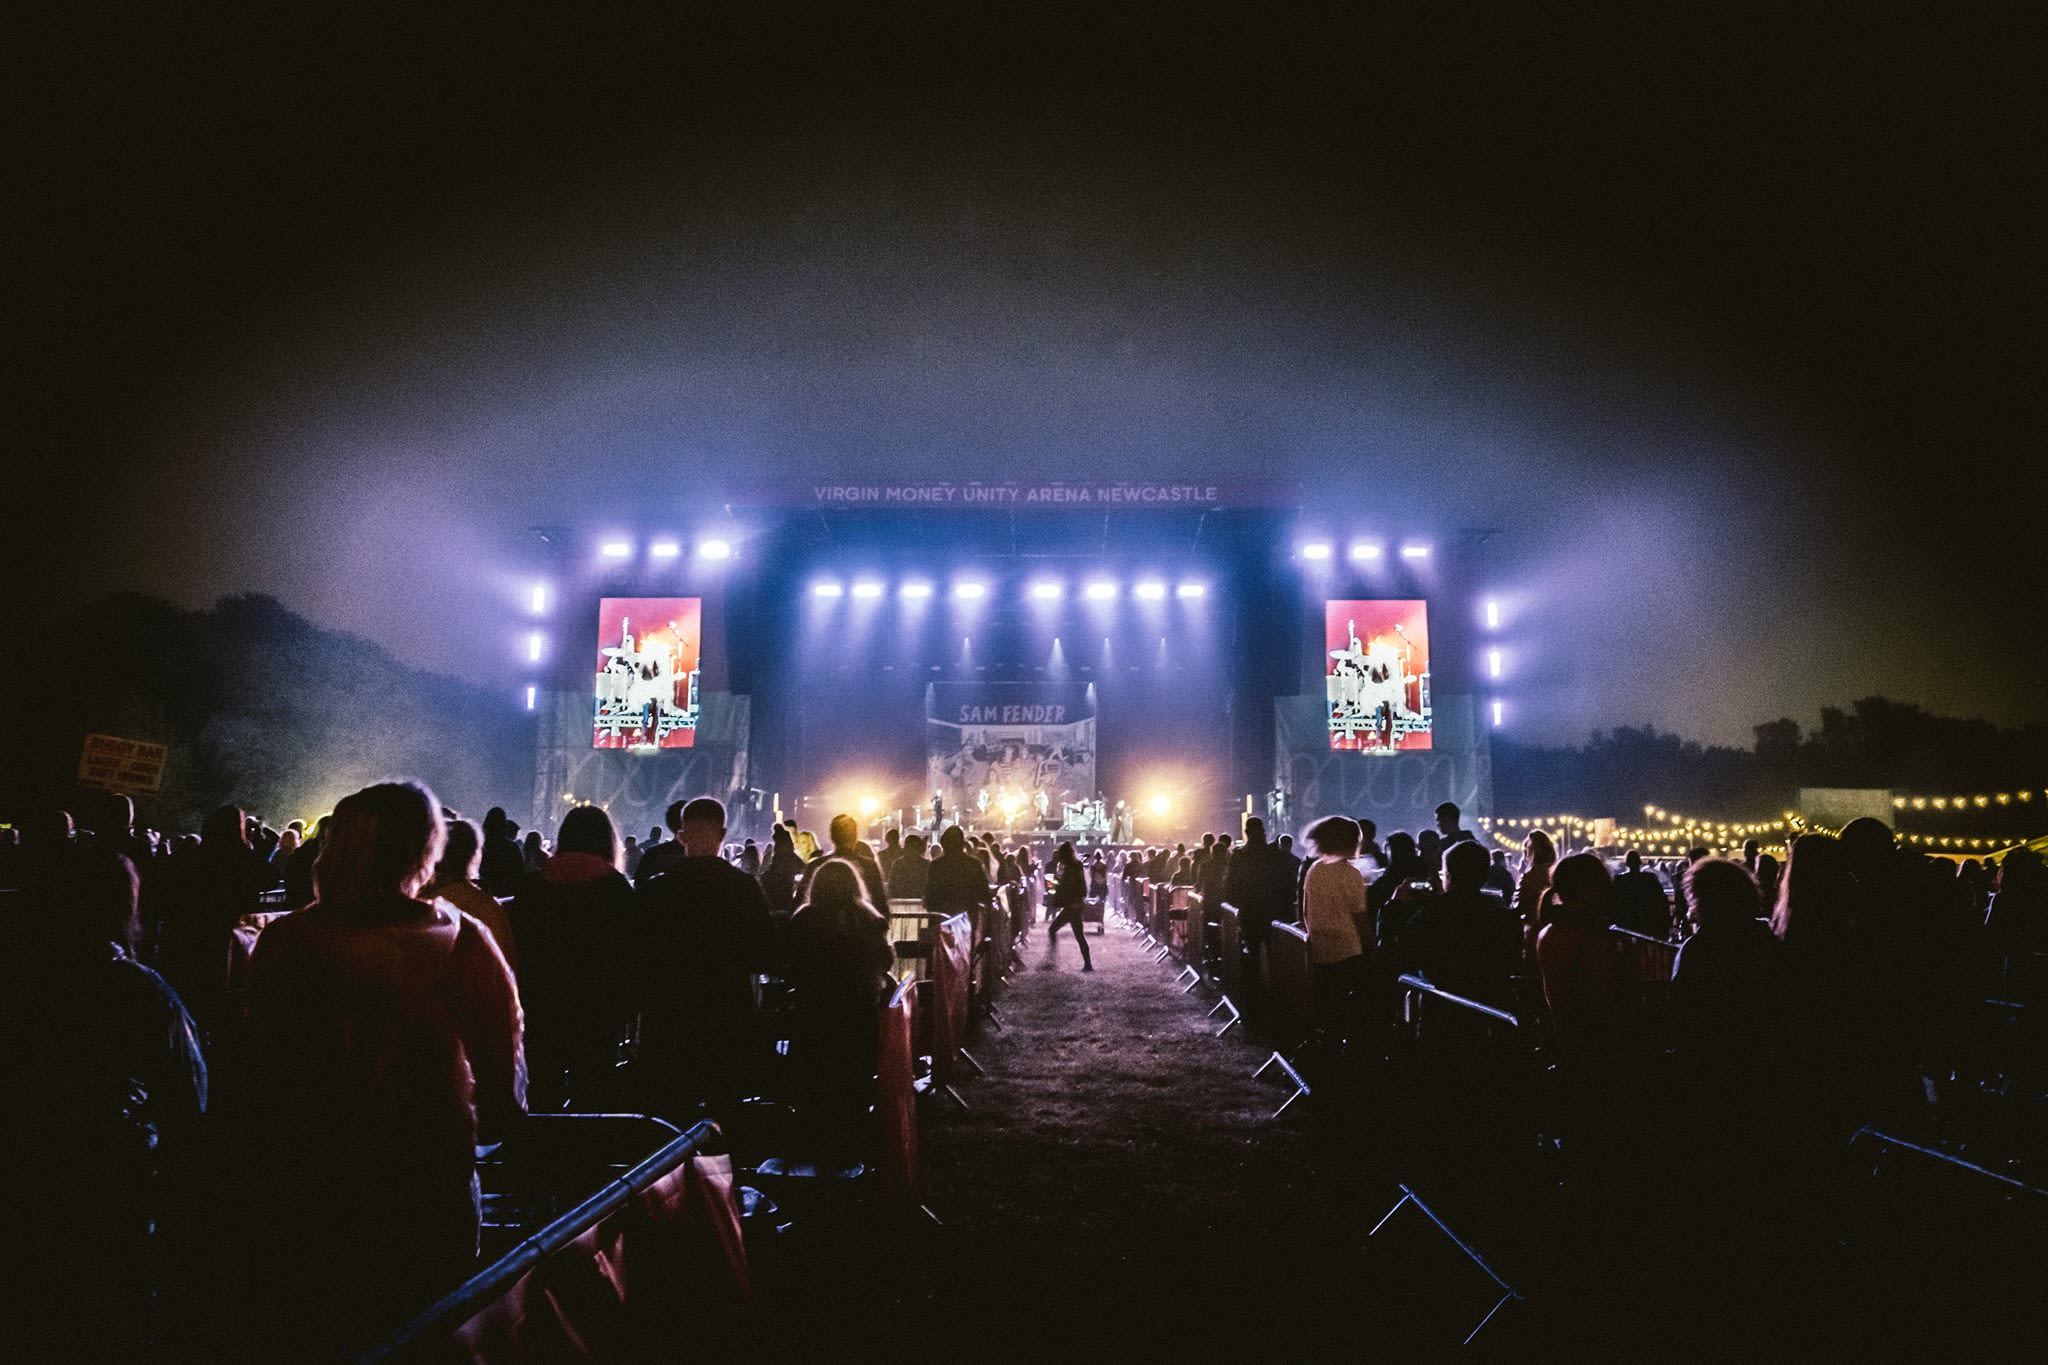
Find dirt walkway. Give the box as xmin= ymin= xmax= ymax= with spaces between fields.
xmin=907 ymin=915 xmax=1378 ymax=1357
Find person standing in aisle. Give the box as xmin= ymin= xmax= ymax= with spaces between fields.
xmin=1045 ymin=841 xmax=1093 ymax=970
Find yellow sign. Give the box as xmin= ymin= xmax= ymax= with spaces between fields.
xmin=77 ymin=734 xmax=168 ymax=793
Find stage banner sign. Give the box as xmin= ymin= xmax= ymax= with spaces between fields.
xmin=737 ymin=479 xmax=1302 ymax=510
xmin=924 ymin=682 xmax=1096 ymax=827
xmin=77 ymin=734 xmax=167 ymax=792
xmin=810 ymin=481 xmax=1230 ymax=508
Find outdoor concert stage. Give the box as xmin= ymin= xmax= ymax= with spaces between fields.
xmin=513 ymin=482 xmax=1500 ymax=844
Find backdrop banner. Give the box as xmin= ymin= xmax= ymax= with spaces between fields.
xmin=925 ymin=683 xmax=1096 ymax=827
xmin=1274 ymin=692 xmax=1491 ymax=835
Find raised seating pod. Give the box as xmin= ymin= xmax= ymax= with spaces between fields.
xmin=972 ymin=893 xmax=1012 ymax=1024
xmin=1834 ymin=1128 xmax=2048 ymax=1351
xmin=357 ymin=1118 xmax=748 ymax=1364
xmin=1388 ymin=974 xmax=1549 ymax=1237
xmin=1608 ymin=924 xmax=1679 ymax=1023
xmin=875 ymin=979 xmax=921 ymax=1202
xmin=885 ymin=899 xmax=944 ymax=981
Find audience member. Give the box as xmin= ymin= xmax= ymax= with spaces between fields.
xmin=1514 ymin=828 xmax=1557 ymax=928
xmin=1434 ymin=801 xmax=1476 ymax=850
xmin=1533 ymin=852 xmax=1623 ymax=1038
xmin=4 ymin=847 xmax=207 ymax=1357
xmin=1672 ymin=858 xmax=1787 ymax=1068
xmin=759 ymin=823 xmax=807 ymax=913
xmin=889 ymin=832 xmax=931 ymax=899
xmin=282 ymin=813 xmax=325 ymax=909
xmin=635 ymin=798 xmax=777 ymax=1116
xmin=421 ymin=817 xmax=518 ymax=970
xmin=784 ymin=859 xmax=893 ymax=1160
xmin=1613 ymin=848 xmax=1674 ymax=939
xmin=1044 ymin=841 xmax=1093 ymax=970
xmin=244 ymin=782 xmax=523 ymax=1344
xmin=1355 ymin=817 xmax=1385 ymax=869
xmin=1404 ymin=840 xmax=1521 ymax=1008
xmin=635 ymin=800 xmax=690 ymax=887
xmin=155 ymin=804 xmax=268 ymax=1032
xmin=508 ymin=805 xmax=637 ymax=1110
xmin=924 ymin=825 xmax=993 ymax=920
xmin=478 ymin=806 xmax=525 ymax=895
xmin=1483 ymin=848 xmax=1516 ymax=899
xmin=1369 ymin=831 xmax=1425 ymax=918
xmin=1985 ymin=847 xmax=2045 ymax=960
xmin=1300 ymin=816 xmax=1369 ymax=1032
xmin=1223 ymin=819 xmax=1295 ymax=1002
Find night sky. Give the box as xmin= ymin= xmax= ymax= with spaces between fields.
xmin=17 ymin=6 xmax=2042 ymax=746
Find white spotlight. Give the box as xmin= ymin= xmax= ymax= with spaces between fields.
xmin=1350 ymin=542 xmax=1382 ymax=561
xmin=1301 ymin=542 xmax=1333 ymax=561
xmin=650 ymin=541 xmax=681 ymax=559
xmin=528 ymin=632 xmax=544 ymax=663
xmin=1133 ymin=581 xmax=1167 ymax=601
xmin=525 ymin=685 xmax=537 ymax=710
xmin=1492 ymin=700 xmax=1505 ymax=727
xmin=698 ymin=538 xmax=733 ymax=561
xmin=851 ymin=581 xmax=884 ymax=599
xmin=900 ymin=581 xmax=934 ymax=599
xmin=1400 ymin=543 xmax=1431 ymax=559
xmin=1487 ymin=648 xmax=1502 ymax=679
xmin=600 ymin=541 xmax=632 ymax=558
xmin=954 ymin=581 xmax=988 ymax=600
xmin=1030 ymin=581 xmax=1063 ymax=600
xmin=813 ymin=581 xmax=844 ymax=598
xmin=1175 ymin=582 xmax=1205 ymax=599
xmin=1485 ymin=599 xmax=1500 ymax=629
xmin=529 ymin=583 xmax=547 ymax=614
xmin=1084 ymin=580 xmax=1117 ymax=601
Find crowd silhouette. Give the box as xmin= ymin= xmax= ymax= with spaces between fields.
xmin=2 ymin=784 xmax=2044 ymax=1357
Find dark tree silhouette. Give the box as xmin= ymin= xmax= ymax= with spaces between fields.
xmin=0 ymin=593 xmax=532 ymax=833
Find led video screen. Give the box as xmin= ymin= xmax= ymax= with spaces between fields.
xmin=594 ymin=598 xmax=701 ymax=749
xmin=1326 ymin=599 xmax=1431 ymax=752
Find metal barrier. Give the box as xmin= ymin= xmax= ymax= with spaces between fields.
xmin=1608 ymin=925 xmax=1680 ymax=982
xmin=1396 ymin=973 xmax=1523 ymax=1031
xmin=1365 ymin=1184 xmax=1523 ymax=1349
xmin=1849 ymin=1127 xmax=2048 ymax=1203
xmin=357 ymin=1118 xmax=719 ymax=1363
